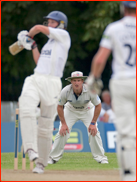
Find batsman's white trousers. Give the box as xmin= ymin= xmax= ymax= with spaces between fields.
xmin=50 ymin=106 xmax=108 ymax=163
xmin=19 ymin=72 xmax=62 ymax=154
xmin=110 ymin=78 xmax=136 ymax=181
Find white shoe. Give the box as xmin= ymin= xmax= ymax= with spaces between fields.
xmin=27 ymin=149 xmax=38 ymax=161
xmin=33 ymin=163 xmax=44 ymax=174
xmin=48 ymin=157 xmax=57 ymax=164
xmin=100 ymin=160 xmax=109 ymax=164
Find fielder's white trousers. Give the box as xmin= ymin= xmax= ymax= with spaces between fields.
xmin=110 ymin=78 xmax=136 ymax=181
xmin=50 ymin=106 xmax=108 ymax=163
xmin=19 ymin=72 xmax=62 ymax=155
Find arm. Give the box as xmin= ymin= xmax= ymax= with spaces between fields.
xmin=86 ymin=47 xmax=111 ymax=95
xmin=91 ymin=47 xmax=111 ymax=78
xmin=32 ymin=47 xmax=40 ymax=65
xmin=91 ymin=24 xmax=112 ymax=78
xmin=28 ymin=25 xmax=50 ymax=38
xmin=86 ymin=24 xmax=112 ymax=94
xmin=17 ymin=25 xmax=49 ymax=64
xmin=28 ymin=25 xmax=50 ymax=64
xmin=57 ymin=105 xmax=69 ymax=136
xmin=57 ymin=105 xmax=66 ymax=125
xmin=88 ymin=103 xmax=101 ymax=136
xmin=91 ymin=103 xmax=101 ymax=123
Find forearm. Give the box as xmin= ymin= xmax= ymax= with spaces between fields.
xmin=57 ymin=105 xmax=66 ymax=125
xmin=91 ymin=47 xmax=111 ymax=78
xmin=91 ymin=56 xmax=106 ymax=78
xmin=32 ymin=48 xmax=40 ymax=65
xmin=28 ymin=25 xmax=50 ymax=38
xmin=92 ymin=103 xmax=101 ymax=123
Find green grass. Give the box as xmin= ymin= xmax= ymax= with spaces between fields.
xmin=1 ymin=152 xmax=119 ymax=171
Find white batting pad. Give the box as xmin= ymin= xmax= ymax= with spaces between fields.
xmin=19 ymin=96 xmax=38 ymax=153
xmin=36 ymin=117 xmax=53 ymax=166
xmin=116 ymin=135 xmax=136 ymax=181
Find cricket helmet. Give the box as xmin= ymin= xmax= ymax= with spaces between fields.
xmin=122 ymin=1 xmax=136 ymax=8
xmin=43 ymin=11 xmax=68 ymax=29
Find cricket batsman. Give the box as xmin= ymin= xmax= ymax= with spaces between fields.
xmin=18 ymin=11 xmax=71 ymax=173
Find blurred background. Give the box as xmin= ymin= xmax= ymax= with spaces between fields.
xmin=1 ymin=1 xmax=120 ymax=101
xmin=1 ymin=1 xmax=119 ymax=152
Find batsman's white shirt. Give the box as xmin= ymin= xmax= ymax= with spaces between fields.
xmin=100 ymin=16 xmax=136 ymax=79
xmin=58 ymin=84 xmax=101 ymax=111
xmin=35 ymin=27 xmax=71 ymax=78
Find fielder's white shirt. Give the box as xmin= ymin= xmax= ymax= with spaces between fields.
xmin=58 ymin=84 xmax=101 ymax=111
xmin=100 ymin=16 xmax=136 ymax=79
xmin=34 ymin=27 xmax=71 ymax=78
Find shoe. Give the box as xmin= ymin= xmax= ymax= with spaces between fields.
xmin=27 ymin=149 xmax=38 ymax=161
xmin=99 ymin=160 xmax=109 ymax=164
xmin=48 ymin=157 xmax=57 ymax=164
xmin=33 ymin=163 xmax=44 ymax=174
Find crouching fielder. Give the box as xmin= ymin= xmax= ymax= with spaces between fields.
xmin=48 ymin=71 xmax=108 ymax=164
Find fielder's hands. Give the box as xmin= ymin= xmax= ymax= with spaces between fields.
xmin=88 ymin=124 xmax=97 ymax=136
xmin=59 ymin=123 xmax=69 ymax=136
xmin=17 ymin=30 xmax=37 ymax=50
xmin=86 ymin=74 xmax=103 ymax=96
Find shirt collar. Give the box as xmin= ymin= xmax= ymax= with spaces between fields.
xmin=70 ymin=84 xmax=88 ymax=95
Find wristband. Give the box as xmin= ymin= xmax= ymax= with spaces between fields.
xmin=91 ymin=122 xmax=95 ymax=125
xmin=31 ymin=41 xmax=37 ymax=49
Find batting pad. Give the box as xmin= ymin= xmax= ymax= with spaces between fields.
xmin=19 ymin=96 xmax=38 ymax=153
xmin=117 ymin=136 xmax=136 ymax=181
xmin=36 ymin=117 xmax=53 ymax=166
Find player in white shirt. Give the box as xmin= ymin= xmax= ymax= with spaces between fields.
xmin=17 ymin=11 xmax=71 ymax=173
xmin=48 ymin=71 xmax=108 ymax=165
xmin=86 ymin=1 xmax=136 ymax=181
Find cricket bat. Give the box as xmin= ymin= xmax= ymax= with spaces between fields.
xmin=9 ymin=41 xmax=24 ymax=55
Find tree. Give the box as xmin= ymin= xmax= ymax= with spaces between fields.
xmin=1 ymin=1 xmax=120 ymax=101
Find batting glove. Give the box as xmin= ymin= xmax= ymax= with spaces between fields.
xmin=17 ymin=30 xmax=29 ymax=42
xmin=86 ymin=75 xmax=103 ymax=95
xmin=18 ymin=35 xmax=37 ymax=50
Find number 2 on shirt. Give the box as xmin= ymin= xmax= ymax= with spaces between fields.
xmin=124 ymin=44 xmax=136 ymax=67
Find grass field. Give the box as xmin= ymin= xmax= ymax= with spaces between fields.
xmin=1 ymin=152 xmax=119 ymax=171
